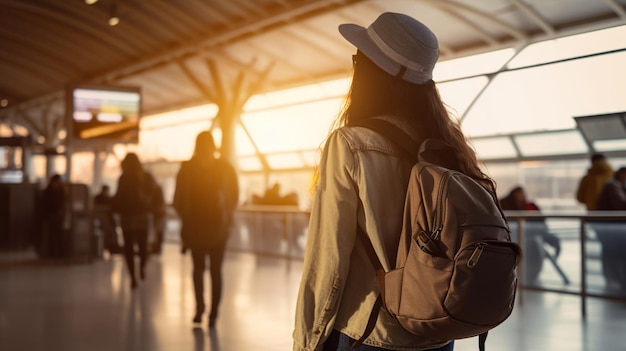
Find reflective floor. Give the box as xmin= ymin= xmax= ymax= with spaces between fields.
xmin=1 ymin=242 xmax=626 ymax=351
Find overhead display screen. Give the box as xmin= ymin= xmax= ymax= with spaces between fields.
xmin=69 ymin=85 xmax=141 ymax=143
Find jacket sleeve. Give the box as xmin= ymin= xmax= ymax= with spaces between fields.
xmin=293 ymin=131 xmax=359 ymax=351
xmin=599 ymin=181 xmax=626 ymax=210
xmin=576 ymin=175 xmax=588 ymax=205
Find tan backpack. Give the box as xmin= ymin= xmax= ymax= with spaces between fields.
xmin=354 ymin=121 xmax=521 ymax=351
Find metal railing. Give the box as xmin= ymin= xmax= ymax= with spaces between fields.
xmin=164 ymin=207 xmax=626 ymax=316
xmin=503 ymin=210 xmax=626 ymax=317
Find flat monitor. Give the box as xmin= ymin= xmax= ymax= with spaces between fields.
xmin=67 ymin=84 xmax=141 ymax=143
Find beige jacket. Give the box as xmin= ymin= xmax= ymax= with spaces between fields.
xmin=293 ymin=117 xmax=452 ymax=351
xmin=576 ymin=158 xmax=614 ymax=210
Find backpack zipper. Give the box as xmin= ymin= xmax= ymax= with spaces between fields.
xmin=431 ymin=170 xmax=452 ymax=240
xmin=467 ymin=242 xmax=487 ymax=268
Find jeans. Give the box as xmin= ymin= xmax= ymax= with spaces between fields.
xmin=323 ymin=329 xmax=454 ymax=351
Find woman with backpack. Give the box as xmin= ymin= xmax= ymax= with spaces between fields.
xmin=293 ymin=12 xmax=500 ymax=351
xmin=112 ymin=152 xmax=158 ymax=289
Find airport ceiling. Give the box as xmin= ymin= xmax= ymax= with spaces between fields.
xmin=2 ymin=0 xmax=626 ymax=141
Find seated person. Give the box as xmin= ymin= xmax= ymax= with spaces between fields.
xmin=500 ymin=186 xmax=561 ymax=283
xmin=594 ymin=167 xmax=626 ymax=291
xmin=94 ymin=184 xmax=121 ymax=253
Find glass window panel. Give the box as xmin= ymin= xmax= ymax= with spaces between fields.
xmin=244 ymin=79 xmax=348 ymax=110
xmin=266 ymin=153 xmax=305 ymax=169
xmin=139 ymin=120 xmax=211 ymax=161
xmin=71 ymin=152 xmax=94 ymax=186
xmin=508 ymin=25 xmax=626 ymax=68
xmin=238 ymin=156 xmax=263 ymax=172
xmin=434 ymin=48 xmax=515 ymax=81
xmin=241 ymin=98 xmax=340 ymax=154
xmin=514 ymin=131 xmax=588 ymax=157
xmin=141 ymin=104 xmax=217 ymax=129
xmin=593 ymin=139 xmax=626 ymax=152
xmin=438 ymin=76 xmax=488 ymax=117
xmin=300 ymin=150 xmax=321 ymax=168
xmin=462 ymin=51 xmax=626 ymax=137
xmin=470 ymin=137 xmax=518 ymax=160
xmin=236 ymin=125 xmax=259 ymax=156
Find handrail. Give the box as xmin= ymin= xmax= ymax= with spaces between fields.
xmin=503 ymin=210 xmax=626 ymax=318
xmin=165 ymin=208 xmax=626 ymax=316
xmin=503 ymin=210 xmax=626 ymax=220
xmin=237 ymin=205 xmax=310 ymax=215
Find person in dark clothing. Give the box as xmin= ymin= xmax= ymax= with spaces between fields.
xmin=500 ymin=186 xmax=561 ymax=283
xmin=151 ymin=183 xmax=166 ymax=255
xmin=94 ymin=184 xmax=121 ymax=253
xmin=173 ymin=131 xmax=239 ymax=328
xmin=43 ymin=174 xmax=66 ymax=258
xmin=111 ymin=153 xmax=158 ymax=289
xmin=594 ymin=167 xmax=626 ymax=290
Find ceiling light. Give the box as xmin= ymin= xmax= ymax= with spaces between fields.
xmin=108 ymin=16 xmax=120 ymax=26
xmin=85 ymin=0 xmax=98 ymax=4
xmin=108 ymin=3 xmax=119 ymax=26
xmin=0 ymin=99 xmax=8 ymax=107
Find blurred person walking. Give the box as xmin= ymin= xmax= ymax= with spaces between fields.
xmin=174 ymin=131 xmax=239 ymax=328
xmin=150 ymin=182 xmax=166 ymax=255
xmin=111 ymin=152 xmax=159 ymax=289
xmin=94 ymin=184 xmax=121 ymax=253
xmin=43 ymin=174 xmax=66 ymax=258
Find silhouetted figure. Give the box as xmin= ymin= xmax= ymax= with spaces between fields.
xmin=174 ymin=131 xmax=239 ymax=328
xmin=251 ymin=182 xmax=299 ymax=206
xmin=111 ymin=153 xmax=159 ymax=289
xmin=577 ymin=153 xmax=614 ymax=210
xmin=43 ymin=174 xmax=65 ymax=258
xmin=595 ymin=167 xmax=626 ymax=290
xmin=94 ymin=184 xmax=121 ymax=253
xmin=151 ymin=183 xmax=166 ymax=255
xmin=500 ymin=186 xmax=561 ymax=283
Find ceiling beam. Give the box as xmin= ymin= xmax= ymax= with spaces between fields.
xmin=604 ymin=0 xmax=626 ymax=19
xmin=176 ymin=59 xmax=216 ymax=102
xmin=433 ymin=0 xmax=528 ymax=41
xmin=512 ymin=0 xmax=555 ymax=35
xmin=94 ymin=0 xmax=366 ymax=81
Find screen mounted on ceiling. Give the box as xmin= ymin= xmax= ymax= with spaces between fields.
xmin=68 ymin=85 xmax=141 ymax=143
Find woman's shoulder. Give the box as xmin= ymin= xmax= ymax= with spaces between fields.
xmin=337 ymin=116 xmax=423 ymax=155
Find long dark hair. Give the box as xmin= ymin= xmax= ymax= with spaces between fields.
xmin=120 ymin=152 xmax=145 ymax=184
xmin=333 ymin=51 xmax=495 ymax=192
xmin=193 ymin=131 xmax=216 ymax=160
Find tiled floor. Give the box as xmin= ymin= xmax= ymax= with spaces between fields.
xmin=1 ymin=242 xmax=626 ymax=351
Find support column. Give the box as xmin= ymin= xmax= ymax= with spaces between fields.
xmin=21 ymin=145 xmax=33 ymax=183
xmin=92 ymin=148 xmax=107 ymax=193
xmin=202 ymin=58 xmax=274 ymax=170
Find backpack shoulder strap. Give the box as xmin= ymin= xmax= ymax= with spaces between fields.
xmin=351 ymin=118 xmax=419 ymax=161
xmin=352 ymin=224 xmax=385 ymax=348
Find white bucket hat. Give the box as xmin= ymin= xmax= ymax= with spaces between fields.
xmin=339 ymin=12 xmax=439 ymax=84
